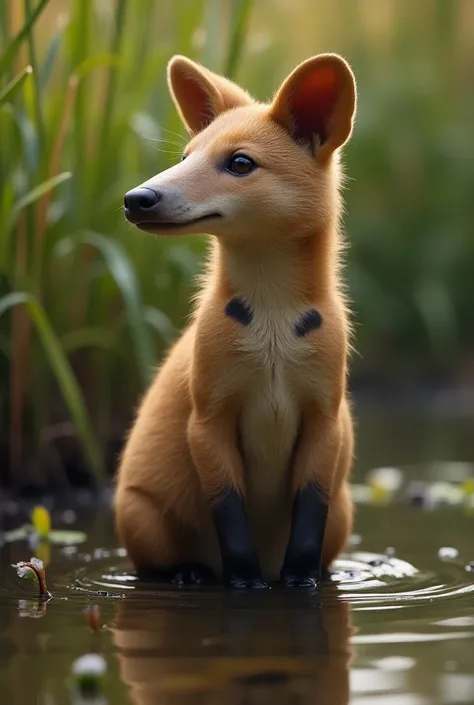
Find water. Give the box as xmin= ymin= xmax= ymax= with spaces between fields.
xmin=1 ymin=409 xmax=473 ymax=704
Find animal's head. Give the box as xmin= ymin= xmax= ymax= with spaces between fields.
xmin=124 ymin=54 xmax=357 ymax=241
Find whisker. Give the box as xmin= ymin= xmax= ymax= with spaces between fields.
xmin=151 ymin=146 xmax=184 ymax=156
xmin=144 ymin=136 xmax=186 ymax=149
xmin=158 ymin=125 xmax=187 ymax=143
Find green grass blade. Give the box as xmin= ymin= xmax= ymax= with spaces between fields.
xmin=24 ymin=0 xmax=44 ymax=146
xmin=68 ymin=230 xmax=155 ymax=387
xmin=145 ymin=306 xmax=176 ymax=344
xmin=0 ymin=292 xmax=104 ymax=485
xmin=96 ymin=0 xmax=127 ymax=184
xmin=73 ymin=53 xmax=120 ymax=80
xmin=0 ymin=0 xmax=51 ymax=76
xmin=0 ymin=65 xmax=32 ymax=106
xmin=40 ymin=18 xmax=67 ymax=90
xmin=224 ymin=0 xmax=253 ymax=78
xmin=13 ymin=171 xmax=72 ymax=216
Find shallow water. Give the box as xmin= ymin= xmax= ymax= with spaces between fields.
xmin=1 ymin=409 xmax=473 ymax=704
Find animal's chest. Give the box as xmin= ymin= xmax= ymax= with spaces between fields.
xmin=236 ymin=307 xmax=311 ymax=502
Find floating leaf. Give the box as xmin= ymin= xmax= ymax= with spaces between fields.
xmin=3 ymin=526 xmax=30 ymax=542
xmin=48 ymin=530 xmax=87 ymax=545
xmin=3 ymin=525 xmax=86 ymax=546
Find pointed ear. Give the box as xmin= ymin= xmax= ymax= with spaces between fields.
xmin=167 ymin=55 xmax=254 ymax=136
xmin=269 ymin=54 xmax=357 ymax=158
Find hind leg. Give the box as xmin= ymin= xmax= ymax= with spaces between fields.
xmin=115 ymin=486 xmax=214 ymax=585
xmin=114 ymin=329 xmax=215 ymax=585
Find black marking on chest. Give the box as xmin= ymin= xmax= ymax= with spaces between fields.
xmin=294 ymin=308 xmax=323 ymax=337
xmin=225 ymin=297 xmax=253 ymax=326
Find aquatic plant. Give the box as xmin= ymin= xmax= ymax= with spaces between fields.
xmin=3 ymin=504 xmax=86 ymax=546
xmin=12 ymin=556 xmax=51 ymax=600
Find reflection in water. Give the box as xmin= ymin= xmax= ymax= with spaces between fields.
xmin=113 ymin=585 xmax=353 ymax=704
xmin=1 ymin=435 xmax=474 ymax=703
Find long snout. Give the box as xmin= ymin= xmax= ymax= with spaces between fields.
xmin=123 ymin=187 xmax=161 ymax=224
xmin=122 ymin=156 xmax=226 ymax=235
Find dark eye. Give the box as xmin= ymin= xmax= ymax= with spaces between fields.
xmin=226 ymin=154 xmax=257 ymax=176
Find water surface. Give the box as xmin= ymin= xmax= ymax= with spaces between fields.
xmin=1 ymin=408 xmax=473 ymax=704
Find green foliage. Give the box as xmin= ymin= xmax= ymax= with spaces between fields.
xmin=0 ymin=0 xmax=472 ymax=486
xmin=0 ymin=0 xmax=249 ymax=484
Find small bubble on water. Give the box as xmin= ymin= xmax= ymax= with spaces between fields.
xmin=384 ymin=546 xmax=396 ymax=558
xmin=465 ymin=562 xmax=474 ymax=573
xmin=438 ymin=547 xmax=459 ymax=560
xmin=115 ymin=548 xmax=127 ymax=558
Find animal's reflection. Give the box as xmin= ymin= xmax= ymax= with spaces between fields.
xmin=112 ymin=584 xmax=353 ymax=705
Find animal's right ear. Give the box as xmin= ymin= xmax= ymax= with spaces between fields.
xmin=167 ymin=55 xmax=253 ymax=136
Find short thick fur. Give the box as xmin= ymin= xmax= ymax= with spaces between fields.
xmin=115 ymin=53 xmax=357 ymax=580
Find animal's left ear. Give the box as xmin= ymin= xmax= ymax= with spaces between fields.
xmin=269 ymin=54 xmax=356 ymax=159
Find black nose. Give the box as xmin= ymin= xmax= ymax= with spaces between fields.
xmin=123 ymin=187 xmax=160 ymax=214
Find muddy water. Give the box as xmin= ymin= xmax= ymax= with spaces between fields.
xmin=0 ymin=409 xmax=473 ymax=704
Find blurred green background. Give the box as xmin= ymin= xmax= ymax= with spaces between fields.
xmin=1 ymin=0 xmax=473 ymax=489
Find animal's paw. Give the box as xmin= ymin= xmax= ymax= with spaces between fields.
xmin=226 ymin=574 xmax=270 ymax=589
xmin=169 ymin=562 xmax=216 ymax=586
xmin=281 ymin=573 xmax=319 ymax=589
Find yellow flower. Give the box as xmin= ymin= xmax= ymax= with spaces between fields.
xmin=36 ymin=541 xmax=51 ymax=567
xmin=32 ymin=506 xmax=51 ymax=538
xmin=461 ymin=478 xmax=474 ymax=496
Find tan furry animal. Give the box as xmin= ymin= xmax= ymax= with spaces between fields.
xmin=114 ymin=52 xmax=357 ymax=589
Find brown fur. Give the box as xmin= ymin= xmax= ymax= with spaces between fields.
xmin=115 ymin=53 xmax=357 ymax=580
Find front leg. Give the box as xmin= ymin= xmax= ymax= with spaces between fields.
xmin=188 ymin=412 xmax=268 ymax=589
xmin=281 ymin=410 xmax=342 ymax=588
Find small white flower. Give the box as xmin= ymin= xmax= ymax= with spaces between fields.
xmin=72 ymin=654 xmax=107 ymax=678
xmin=438 ymin=546 xmax=459 ymax=560
xmin=367 ymin=467 xmax=403 ymax=492
xmin=12 ymin=563 xmax=37 ymax=581
xmin=29 ymin=557 xmax=44 ymax=571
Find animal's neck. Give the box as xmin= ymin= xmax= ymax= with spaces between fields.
xmin=213 ymin=224 xmax=340 ymax=308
